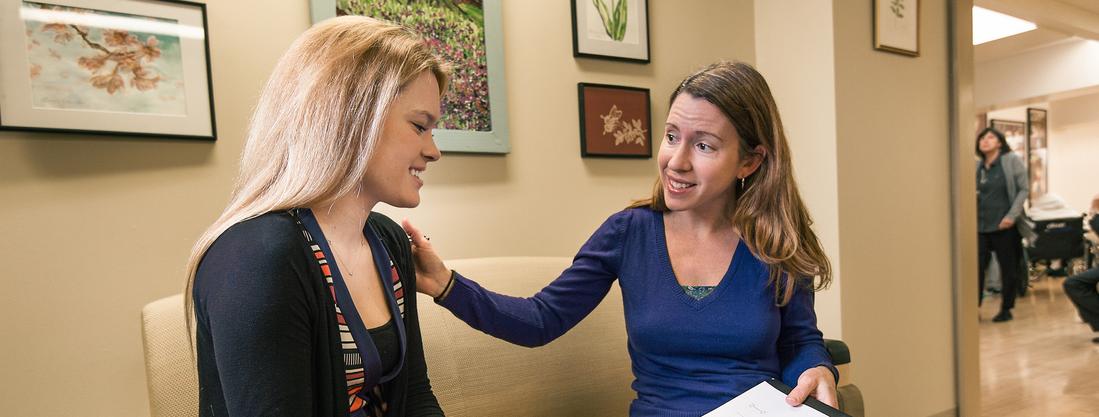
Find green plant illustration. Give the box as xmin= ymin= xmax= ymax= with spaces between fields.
xmin=890 ymin=0 xmax=905 ymax=18
xmin=593 ymin=0 xmax=628 ymax=41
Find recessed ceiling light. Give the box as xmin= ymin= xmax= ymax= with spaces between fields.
xmin=973 ymin=6 xmax=1037 ymax=45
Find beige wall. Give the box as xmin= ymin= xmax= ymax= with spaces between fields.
xmin=753 ymin=0 xmax=843 ymax=340
xmin=833 ymin=1 xmax=958 ymax=416
xmin=975 ymin=38 xmax=1099 ymax=109
xmin=1048 ymin=92 xmax=1099 ymax=212
xmin=0 ymin=1 xmax=755 ymax=416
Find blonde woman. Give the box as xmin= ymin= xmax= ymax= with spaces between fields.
xmin=405 ymin=62 xmax=838 ymax=416
xmin=185 ymin=16 xmax=448 ymax=417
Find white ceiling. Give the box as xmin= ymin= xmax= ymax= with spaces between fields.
xmin=974 ymin=0 xmax=1099 ymax=62
xmin=1058 ymin=0 xmax=1099 ymax=15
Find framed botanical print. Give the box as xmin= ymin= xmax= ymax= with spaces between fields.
xmin=571 ymin=0 xmax=649 ymax=63
xmin=1026 ymin=108 xmax=1048 ymax=203
xmin=989 ymin=119 xmax=1025 ymax=161
xmin=312 ymin=0 xmax=510 ymax=154
xmin=873 ymin=0 xmax=919 ymax=57
xmin=578 ymin=83 xmax=651 ymax=158
xmin=0 ymin=0 xmax=215 ymax=140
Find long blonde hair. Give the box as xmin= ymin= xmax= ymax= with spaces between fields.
xmin=184 ymin=16 xmax=449 ymax=334
xmin=631 ymin=61 xmax=831 ymax=305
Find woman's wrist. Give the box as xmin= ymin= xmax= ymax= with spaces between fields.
xmin=433 ymin=270 xmax=456 ymax=302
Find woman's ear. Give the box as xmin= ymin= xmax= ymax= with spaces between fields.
xmin=740 ymin=145 xmax=766 ymax=178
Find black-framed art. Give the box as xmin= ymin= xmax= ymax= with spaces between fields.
xmin=989 ymin=119 xmax=1025 ymax=160
xmin=0 ymin=0 xmax=215 ymax=140
xmin=1026 ymin=108 xmax=1048 ymax=204
xmin=312 ymin=0 xmax=510 ymax=154
xmin=578 ymin=83 xmax=651 ymax=158
xmin=571 ymin=0 xmax=649 ymax=63
xmin=873 ymin=0 xmax=919 ymax=57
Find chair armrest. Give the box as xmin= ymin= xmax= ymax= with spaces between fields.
xmin=824 ymin=339 xmax=851 ymax=365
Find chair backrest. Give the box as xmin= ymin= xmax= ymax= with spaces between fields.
xmin=418 ymin=256 xmax=634 ymax=417
xmin=140 ymin=294 xmax=198 ymax=417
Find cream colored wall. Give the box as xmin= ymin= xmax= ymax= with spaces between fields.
xmin=833 ymin=1 xmax=958 ymax=417
xmin=0 ymin=1 xmax=755 ymax=416
xmin=1048 ymin=92 xmax=1099 ymax=212
xmin=752 ymin=0 xmax=843 ymax=340
xmin=975 ymin=38 xmax=1099 ymax=109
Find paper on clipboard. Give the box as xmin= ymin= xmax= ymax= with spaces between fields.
xmin=702 ymin=380 xmax=849 ymax=417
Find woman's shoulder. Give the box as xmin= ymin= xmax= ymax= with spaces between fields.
xmin=204 ymin=212 xmax=308 ymax=269
xmin=1002 ymin=151 xmax=1024 ymax=165
xmin=195 ymin=212 xmax=314 ymax=299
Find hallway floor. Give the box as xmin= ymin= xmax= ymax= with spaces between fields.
xmin=980 ymin=277 xmax=1099 ymax=417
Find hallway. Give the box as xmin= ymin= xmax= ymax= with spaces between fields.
xmin=980 ymin=276 xmax=1099 ymax=416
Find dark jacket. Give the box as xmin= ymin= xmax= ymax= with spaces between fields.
xmin=193 ymin=211 xmax=443 ymax=417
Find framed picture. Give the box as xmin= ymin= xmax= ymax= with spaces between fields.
xmin=873 ymin=0 xmax=919 ymax=57
xmin=1026 ymin=108 xmax=1048 ymax=204
xmin=312 ymin=0 xmax=510 ymax=154
xmin=571 ymin=0 xmax=649 ymax=63
xmin=577 ymin=83 xmax=651 ymax=158
xmin=989 ymin=119 xmax=1025 ymax=161
xmin=0 ymin=0 xmax=215 ymax=140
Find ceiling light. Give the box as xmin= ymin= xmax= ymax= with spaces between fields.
xmin=973 ymin=6 xmax=1037 ymax=45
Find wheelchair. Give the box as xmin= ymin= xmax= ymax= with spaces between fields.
xmin=1020 ymin=215 xmax=1095 ymax=295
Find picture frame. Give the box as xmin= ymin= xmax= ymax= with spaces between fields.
xmin=989 ymin=119 xmax=1026 ymax=161
xmin=0 ymin=0 xmax=215 ymax=140
xmin=873 ymin=0 xmax=920 ymax=57
xmin=570 ymin=0 xmax=649 ymax=63
xmin=312 ymin=0 xmax=510 ymax=154
xmin=1025 ymin=108 xmax=1048 ymax=204
xmin=577 ymin=82 xmax=651 ymax=158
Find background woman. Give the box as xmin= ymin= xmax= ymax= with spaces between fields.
xmin=975 ymin=127 xmax=1028 ymax=322
xmin=185 ymin=16 xmax=449 ymax=417
xmin=405 ymin=61 xmax=837 ymax=416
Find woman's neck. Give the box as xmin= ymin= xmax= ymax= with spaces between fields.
xmin=310 ymin=194 xmax=376 ymax=244
xmin=665 ymin=206 xmax=736 ymax=238
xmin=983 ymin=150 xmax=1000 ymax=166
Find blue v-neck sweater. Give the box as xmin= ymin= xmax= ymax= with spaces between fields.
xmin=438 ymin=208 xmax=835 ymax=417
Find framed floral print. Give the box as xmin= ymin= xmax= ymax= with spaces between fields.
xmin=578 ymin=82 xmax=651 ymax=158
xmin=0 ymin=0 xmax=215 ymax=140
xmin=312 ymin=0 xmax=510 ymax=154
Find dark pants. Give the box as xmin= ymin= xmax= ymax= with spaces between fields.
xmin=1064 ymin=267 xmax=1099 ymax=332
xmin=979 ymin=228 xmax=1023 ymax=312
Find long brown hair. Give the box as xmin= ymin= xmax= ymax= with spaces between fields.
xmin=184 ymin=16 xmax=449 ymax=339
xmin=631 ymin=61 xmax=831 ymax=305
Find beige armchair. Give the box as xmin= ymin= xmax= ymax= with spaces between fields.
xmin=141 ymin=257 xmax=862 ymax=417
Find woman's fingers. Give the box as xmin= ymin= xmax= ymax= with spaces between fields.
xmin=786 ymin=366 xmax=838 ymax=408
xmin=401 ymin=219 xmax=432 ymax=249
xmin=785 ymin=377 xmax=815 ymax=406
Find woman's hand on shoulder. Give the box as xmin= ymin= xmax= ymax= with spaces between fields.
xmin=785 ymin=365 xmax=838 ymax=409
xmin=401 ymin=219 xmax=452 ymax=297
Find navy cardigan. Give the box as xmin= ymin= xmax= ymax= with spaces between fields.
xmin=193 ymin=211 xmax=443 ymax=417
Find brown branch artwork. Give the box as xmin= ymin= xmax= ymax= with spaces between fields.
xmin=38 ymin=17 xmax=164 ymax=95
xmin=600 ymin=104 xmax=647 ymax=147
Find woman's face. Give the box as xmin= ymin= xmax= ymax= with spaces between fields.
xmin=978 ymin=132 xmax=1001 ymax=154
xmin=362 ymin=72 xmax=442 ymax=208
xmin=658 ymin=94 xmax=761 ymax=216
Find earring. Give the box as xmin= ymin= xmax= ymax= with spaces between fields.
xmin=739 ymin=177 xmax=746 ymax=189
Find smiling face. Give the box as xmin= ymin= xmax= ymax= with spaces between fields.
xmin=361 ymin=72 xmax=442 ymax=208
xmin=658 ymin=93 xmax=761 ymax=217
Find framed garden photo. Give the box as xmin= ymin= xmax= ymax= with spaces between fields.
xmin=571 ymin=0 xmax=649 ymax=63
xmin=873 ymin=0 xmax=919 ymax=57
xmin=1026 ymin=108 xmax=1048 ymax=203
xmin=577 ymin=83 xmax=651 ymax=158
xmin=312 ymin=0 xmax=510 ymax=154
xmin=0 ymin=0 xmax=215 ymax=140
xmin=989 ymin=119 xmax=1025 ymax=161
